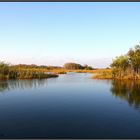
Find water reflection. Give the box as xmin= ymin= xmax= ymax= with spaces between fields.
xmin=110 ymin=80 xmax=140 ymax=109
xmin=0 ymin=79 xmax=48 ymax=92
xmin=0 ymin=74 xmax=140 ymax=138
xmin=1 ymin=76 xmax=140 ymax=111
xmin=0 ymin=82 xmax=9 ymax=92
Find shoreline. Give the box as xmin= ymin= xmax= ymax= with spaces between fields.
xmin=92 ymin=73 xmax=140 ymax=80
xmin=0 ymin=73 xmax=59 ymax=80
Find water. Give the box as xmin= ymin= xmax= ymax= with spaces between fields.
xmin=0 ymin=73 xmax=140 ymax=138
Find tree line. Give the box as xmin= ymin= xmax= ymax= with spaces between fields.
xmin=111 ymin=44 xmax=140 ymax=79
xmin=63 ymin=63 xmax=94 ymax=70
xmin=0 ymin=61 xmax=94 ymax=80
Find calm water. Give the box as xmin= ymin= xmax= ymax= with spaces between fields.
xmin=0 ymin=73 xmax=140 ymax=138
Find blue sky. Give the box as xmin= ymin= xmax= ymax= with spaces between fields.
xmin=0 ymin=2 xmax=140 ymax=68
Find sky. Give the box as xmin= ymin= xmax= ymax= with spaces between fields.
xmin=0 ymin=2 xmax=140 ymax=68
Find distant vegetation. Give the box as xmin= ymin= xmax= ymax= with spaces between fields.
xmin=4 ymin=43 xmax=140 ymax=81
xmin=0 ymin=62 xmax=9 ymax=80
xmin=0 ymin=61 xmax=95 ymax=80
xmin=0 ymin=62 xmax=58 ymax=80
xmin=94 ymin=44 xmax=140 ymax=80
xmin=63 ymin=62 xmax=93 ymax=70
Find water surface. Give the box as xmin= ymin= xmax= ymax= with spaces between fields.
xmin=0 ymin=73 xmax=140 ymax=138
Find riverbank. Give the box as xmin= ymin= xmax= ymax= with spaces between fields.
xmin=0 ymin=72 xmax=58 ymax=80
xmin=92 ymin=69 xmax=113 ymax=79
xmin=92 ymin=69 xmax=140 ymax=80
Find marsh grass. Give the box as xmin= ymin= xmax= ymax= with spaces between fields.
xmin=0 ymin=62 xmax=58 ymax=80
xmin=93 ymin=69 xmax=113 ymax=79
xmin=93 ymin=69 xmax=140 ymax=80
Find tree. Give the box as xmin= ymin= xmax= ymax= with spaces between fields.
xmin=63 ymin=63 xmax=83 ymax=70
xmin=83 ymin=64 xmax=93 ymax=70
xmin=0 ymin=61 xmax=9 ymax=75
xmin=110 ymin=55 xmax=129 ymax=78
xmin=127 ymin=44 xmax=140 ymax=74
